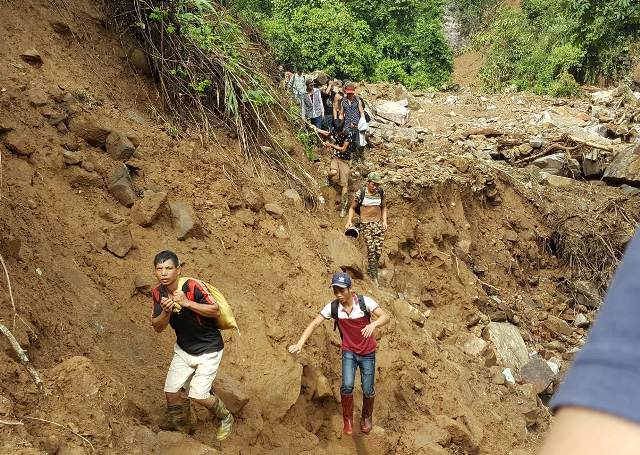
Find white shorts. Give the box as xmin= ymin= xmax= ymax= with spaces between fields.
xmin=164 ymin=344 xmax=223 ymax=400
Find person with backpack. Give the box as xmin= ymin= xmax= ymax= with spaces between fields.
xmin=344 ymin=172 xmax=388 ymax=282
xmin=338 ymin=82 xmax=366 ymax=163
xmin=151 ymin=250 xmax=234 ymax=440
xmin=288 ymin=272 xmax=390 ymax=436
xmin=312 ymin=119 xmax=355 ymax=217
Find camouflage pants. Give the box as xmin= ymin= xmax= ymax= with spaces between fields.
xmin=360 ymin=222 xmax=384 ymax=265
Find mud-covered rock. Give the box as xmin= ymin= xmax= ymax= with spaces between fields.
xmin=213 ymin=372 xmax=250 ymax=414
xmin=326 ymin=230 xmax=364 ymax=278
xmin=261 ymin=361 xmax=302 ymax=421
xmin=20 ymin=49 xmax=43 ymax=66
xmin=131 ymin=191 xmax=167 ymax=226
xmin=543 ymin=315 xmax=573 ymax=337
xmin=105 ymin=131 xmax=136 ymax=160
xmin=108 ymin=165 xmax=137 ymax=207
xmin=69 ymin=115 xmax=111 ymax=147
xmin=106 ymin=224 xmax=133 ymax=258
xmin=264 ymin=203 xmax=284 ymax=218
xmin=169 ymin=201 xmax=202 ymax=240
xmin=3 ymin=131 xmax=35 ymax=156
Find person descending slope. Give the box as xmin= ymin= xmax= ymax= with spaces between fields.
xmin=345 ymin=172 xmax=388 ymax=283
xmin=288 ymin=272 xmax=390 ymax=435
xmin=150 ymin=250 xmax=234 ymax=440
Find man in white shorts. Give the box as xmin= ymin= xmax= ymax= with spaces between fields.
xmin=150 ymin=250 xmax=234 ymax=440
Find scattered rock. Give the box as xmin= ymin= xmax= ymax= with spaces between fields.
xmin=503 ymin=230 xmax=518 ymax=242
xmin=127 ymin=47 xmax=152 ymax=75
xmin=86 ymin=230 xmax=107 ymax=250
xmin=603 ymin=143 xmax=640 ymax=186
xmin=573 ymin=280 xmax=601 ymax=309
xmin=302 ymin=365 xmax=333 ymax=400
xmin=241 ymin=187 xmax=264 ymax=212
xmin=411 ymin=422 xmax=451 ymax=449
xmin=326 ymin=230 xmax=364 ymax=278
xmin=26 ymin=88 xmax=49 ymax=107
xmin=169 ymin=201 xmax=202 ymax=240
xmin=105 ymin=131 xmax=136 ymax=160
xmin=213 ymin=372 xmax=250 ymax=414
xmin=62 ymin=150 xmax=83 ymax=165
xmin=462 ymin=127 xmax=503 ymax=138
xmin=574 ymin=313 xmax=590 ymax=328
xmin=543 ymin=314 xmax=573 ymax=337
xmin=69 ymin=116 xmax=111 ymax=147
xmin=3 ymin=131 xmax=34 ymax=156
xmin=106 ymin=224 xmax=133 ymax=258
xmin=435 ymin=415 xmax=480 ymax=455
xmin=234 ymin=208 xmax=257 ymax=227
xmin=133 ymin=274 xmax=155 ymax=296
xmin=264 ymin=203 xmax=284 ymax=218
xmin=620 ymin=184 xmax=640 ymax=196
xmin=131 ymin=191 xmax=167 ymax=226
xmin=108 ymin=165 xmax=137 ymax=207
xmin=482 ymin=322 xmax=530 ymax=370
xmin=274 ymin=225 xmax=290 ymax=239
xmin=520 ymin=357 xmax=556 ymax=394
xmin=532 ymin=153 xmax=581 ymax=177
xmin=283 ymin=188 xmax=303 ymax=206
xmin=457 ymin=333 xmax=488 ymax=357
xmin=50 ymin=21 xmax=72 ymax=36
xmin=68 ymin=166 xmax=104 ymax=187
xmin=81 ymin=160 xmax=95 ymax=172
xmin=20 ymin=49 xmax=43 ymax=66
xmin=540 ymin=172 xmax=574 ymax=188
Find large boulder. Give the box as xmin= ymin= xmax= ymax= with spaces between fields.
xmin=603 ymin=143 xmax=640 ymax=186
xmin=131 ymin=191 xmax=167 ymax=226
xmin=169 ymin=201 xmax=202 ymax=240
xmin=373 ymin=99 xmax=409 ymax=125
xmin=325 ymin=230 xmax=364 ymax=278
xmin=213 ymin=371 xmax=250 ymax=414
xmin=261 ymin=360 xmax=302 ymax=421
xmin=482 ymin=322 xmax=530 ymax=371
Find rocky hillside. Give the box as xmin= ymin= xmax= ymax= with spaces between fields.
xmin=0 ymin=1 xmax=639 ymax=455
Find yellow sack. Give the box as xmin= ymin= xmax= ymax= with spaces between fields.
xmin=178 ymin=277 xmax=239 ymax=333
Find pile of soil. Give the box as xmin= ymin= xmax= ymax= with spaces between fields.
xmin=0 ymin=1 xmax=637 ymax=454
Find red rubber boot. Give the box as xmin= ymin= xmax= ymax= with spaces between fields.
xmin=341 ymin=393 xmax=354 ymax=435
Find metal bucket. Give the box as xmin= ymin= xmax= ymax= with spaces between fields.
xmin=344 ymin=226 xmax=359 ymax=239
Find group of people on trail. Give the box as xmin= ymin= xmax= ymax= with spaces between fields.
xmin=151 ymin=251 xmax=390 ymax=441
xmin=282 ymin=69 xmax=386 ymax=282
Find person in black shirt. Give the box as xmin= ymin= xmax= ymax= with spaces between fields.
xmin=151 ymin=250 xmax=234 ymax=440
xmin=313 ymin=119 xmax=354 ymax=217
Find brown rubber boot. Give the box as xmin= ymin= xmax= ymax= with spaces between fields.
xmin=360 ymin=395 xmax=375 ymax=434
xmin=341 ymin=393 xmax=354 ymax=435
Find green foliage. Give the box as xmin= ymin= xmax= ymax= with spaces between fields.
xmin=296 ymin=129 xmax=316 ymax=161
xmin=449 ymin=0 xmax=499 ymax=37
xmin=478 ymin=0 xmax=640 ymax=95
xmin=233 ymin=0 xmax=453 ymax=88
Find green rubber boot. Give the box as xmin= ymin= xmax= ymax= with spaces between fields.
xmin=159 ymin=403 xmax=193 ymax=434
xmin=211 ymin=396 xmax=234 ymax=441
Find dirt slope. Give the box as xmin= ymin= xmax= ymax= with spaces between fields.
xmin=1 ymin=1 xmax=638 ymax=455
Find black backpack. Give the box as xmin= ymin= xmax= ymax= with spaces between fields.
xmin=331 ymin=294 xmax=370 ymax=339
xmin=354 ymin=185 xmax=384 ymax=215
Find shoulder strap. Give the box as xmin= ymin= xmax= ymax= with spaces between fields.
xmin=379 ymin=187 xmax=384 ymax=198
xmin=331 ymin=299 xmax=344 ymax=338
xmin=358 ymin=186 xmax=366 ymax=205
xmin=177 ymin=277 xmax=189 ymax=292
xmin=357 ymin=294 xmax=370 ymax=319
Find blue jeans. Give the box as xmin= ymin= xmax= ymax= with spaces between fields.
xmin=323 ymin=114 xmax=334 ymax=131
xmin=341 ymin=350 xmax=376 ymax=397
xmin=309 ymin=116 xmax=323 ymax=129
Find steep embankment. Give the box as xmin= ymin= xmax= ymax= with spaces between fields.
xmin=1 ymin=1 xmax=638 ymax=455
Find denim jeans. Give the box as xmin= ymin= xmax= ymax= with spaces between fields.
xmin=309 ymin=116 xmax=323 ymax=129
xmin=341 ymin=350 xmax=376 ymax=397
